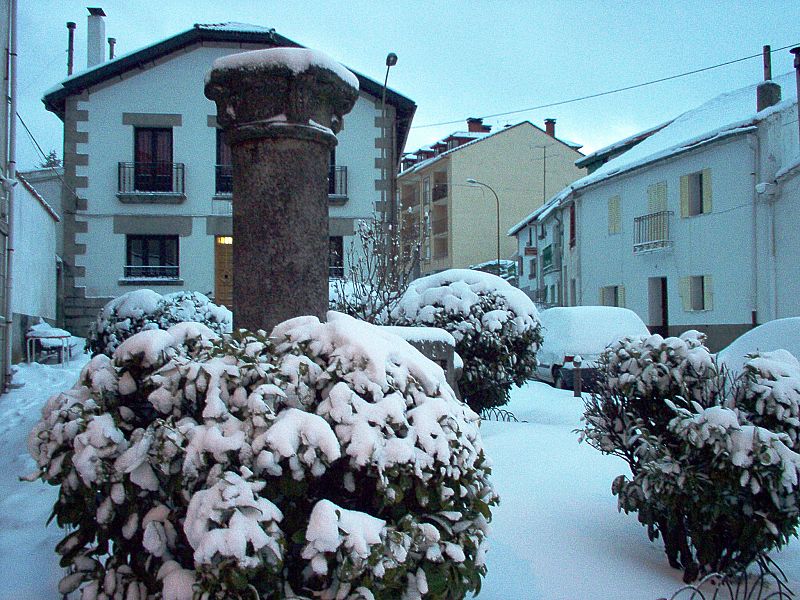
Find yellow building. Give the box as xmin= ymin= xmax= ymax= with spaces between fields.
xmin=398 ymin=119 xmax=586 ymax=276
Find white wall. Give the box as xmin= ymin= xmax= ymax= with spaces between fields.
xmin=578 ymin=135 xmax=756 ymax=328
xmin=77 ymin=43 xmax=382 ymax=298
xmin=13 ymin=186 xmax=57 ymax=320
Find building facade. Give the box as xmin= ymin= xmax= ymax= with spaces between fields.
xmin=43 ymin=20 xmax=415 ymax=335
xmin=512 ymin=73 xmax=799 ymax=351
xmin=398 ymin=119 xmax=584 ymax=276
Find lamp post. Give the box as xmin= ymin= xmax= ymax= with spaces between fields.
xmin=466 ymin=178 xmax=500 ymax=271
xmin=381 ymin=52 xmax=398 ymax=229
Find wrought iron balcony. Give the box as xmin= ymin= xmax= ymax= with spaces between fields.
xmin=118 ymin=162 xmax=185 ymax=196
xmin=123 ymin=265 xmax=179 ymax=279
xmin=633 ymin=210 xmax=673 ymax=254
xmin=215 ymin=164 xmax=233 ymax=195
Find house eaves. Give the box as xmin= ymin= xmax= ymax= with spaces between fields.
xmin=42 ymin=23 xmax=417 ymax=159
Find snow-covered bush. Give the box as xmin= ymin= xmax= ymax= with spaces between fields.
xmin=580 ymin=332 xmax=800 ymax=582
xmin=87 ymin=290 xmax=232 ymax=357
xmin=29 ymin=312 xmax=497 ymax=600
xmin=391 ymin=269 xmax=541 ymax=413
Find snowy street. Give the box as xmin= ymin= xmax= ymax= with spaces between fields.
xmin=3 ymin=354 xmax=799 ymax=599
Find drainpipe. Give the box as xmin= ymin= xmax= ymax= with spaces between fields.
xmin=4 ymin=0 xmax=17 ymax=387
xmin=791 ymin=47 xmax=800 ymax=145
xmin=747 ymin=133 xmax=760 ymax=326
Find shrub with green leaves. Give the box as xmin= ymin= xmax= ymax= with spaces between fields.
xmin=580 ymin=332 xmax=800 ymax=582
xmin=29 ymin=312 xmax=497 ymax=599
xmin=390 ymin=269 xmax=541 ymax=413
xmin=87 ymin=290 xmax=232 ymax=357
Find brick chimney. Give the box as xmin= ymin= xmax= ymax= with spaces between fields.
xmin=467 ymin=117 xmax=490 ymax=133
xmin=544 ymin=118 xmax=556 ymax=138
xmin=757 ymin=45 xmax=781 ymax=112
xmin=87 ymin=7 xmax=106 ymax=68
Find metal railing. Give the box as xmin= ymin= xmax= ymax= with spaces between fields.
xmin=118 ymin=162 xmax=185 ymax=194
xmin=215 ymin=164 xmax=232 ymax=195
xmin=328 ymin=165 xmax=347 ymax=196
xmin=123 ymin=265 xmax=179 ymax=279
xmin=433 ymin=183 xmax=448 ymax=201
xmin=633 ymin=210 xmax=673 ymax=254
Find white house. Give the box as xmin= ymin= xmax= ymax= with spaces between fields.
xmin=12 ymin=174 xmax=60 ymax=359
xmin=511 ymin=71 xmax=799 ymax=351
xmin=43 ymin=16 xmax=416 ymax=335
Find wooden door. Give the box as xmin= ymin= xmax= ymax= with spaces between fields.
xmin=215 ymin=236 xmax=233 ymax=308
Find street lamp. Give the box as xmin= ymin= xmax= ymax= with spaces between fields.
xmin=381 ymin=53 xmax=398 ymax=228
xmin=466 ymin=178 xmax=501 ymax=271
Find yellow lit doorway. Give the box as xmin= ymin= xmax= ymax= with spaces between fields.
xmin=215 ymin=236 xmax=233 ymax=308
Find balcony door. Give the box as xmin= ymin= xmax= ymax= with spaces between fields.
xmin=134 ymin=127 xmax=173 ymax=191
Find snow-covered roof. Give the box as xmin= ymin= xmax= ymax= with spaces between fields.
xmin=574 ymin=121 xmax=671 ymax=168
xmin=510 ymin=73 xmax=799 ymax=237
xmin=17 ymin=174 xmax=60 ymax=222
xmin=42 ymin=22 xmax=416 ymax=158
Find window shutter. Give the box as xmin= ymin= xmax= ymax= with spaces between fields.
xmin=680 ymin=175 xmax=689 ymax=218
xmin=608 ymin=196 xmax=621 ymax=234
xmin=648 ymin=182 xmax=667 ymax=213
xmin=679 ymin=277 xmax=691 ymax=311
xmin=702 ymin=168 xmax=713 ymax=214
xmin=703 ymin=275 xmax=713 ymax=310
xmin=618 ymin=286 xmax=626 ymax=308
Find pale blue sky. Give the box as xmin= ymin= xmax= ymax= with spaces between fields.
xmin=14 ymin=0 xmax=800 ymax=170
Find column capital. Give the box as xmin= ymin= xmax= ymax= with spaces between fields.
xmin=205 ymin=48 xmax=359 ymax=145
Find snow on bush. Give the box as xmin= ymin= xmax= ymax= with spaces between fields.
xmin=29 ymin=311 xmax=496 ymax=600
xmin=391 ymin=269 xmax=541 ymax=413
xmin=579 ymin=332 xmax=800 ymax=582
xmin=87 ymin=290 xmax=232 ymax=357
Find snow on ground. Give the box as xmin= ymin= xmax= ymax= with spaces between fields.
xmin=1 ymin=355 xmax=799 ymax=600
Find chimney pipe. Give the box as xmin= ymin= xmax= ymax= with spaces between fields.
xmin=544 ymin=118 xmax=556 ymax=138
xmin=791 ymin=47 xmax=800 ymax=145
xmin=66 ymin=22 xmax=76 ymax=75
xmin=87 ymin=7 xmax=106 ymax=68
xmin=763 ymin=45 xmax=772 ymax=81
xmin=757 ymin=45 xmax=781 ymax=112
xmin=108 ymin=37 xmax=116 ymax=59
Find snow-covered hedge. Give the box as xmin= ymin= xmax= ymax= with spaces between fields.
xmin=87 ymin=290 xmax=232 ymax=357
xmin=391 ymin=269 xmax=541 ymax=413
xmin=580 ymin=332 xmax=800 ymax=582
xmin=29 ymin=312 xmax=496 ymax=600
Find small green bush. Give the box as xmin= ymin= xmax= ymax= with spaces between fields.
xmin=580 ymin=332 xmax=800 ymax=582
xmin=29 ymin=312 xmax=497 ymax=599
xmin=391 ymin=269 xmax=541 ymax=413
xmin=87 ymin=290 xmax=232 ymax=357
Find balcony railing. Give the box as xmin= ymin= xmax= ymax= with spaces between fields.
xmin=118 ymin=162 xmax=185 ymax=194
xmin=123 ymin=265 xmax=179 ymax=279
xmin=633 ymin=210 xmax=673 ymax=254
xmin=433 ymin=183 xmax=448 ymax=201
xmin=215 ymin=164 xmax=233 ymax=195
xmin=328 ymin=165 xmax=347 ymax=196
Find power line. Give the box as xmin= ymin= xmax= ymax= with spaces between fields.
xmin=16 ymin=110 xmax=83 ymax=212
xmin=412 ymin=43 xmax=800 ymax=129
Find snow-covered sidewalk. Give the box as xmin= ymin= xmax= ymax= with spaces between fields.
xmin=1 ymin=358 xmax=798 ymax=599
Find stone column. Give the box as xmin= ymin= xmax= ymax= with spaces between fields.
xmin=205 ymin=48 xmax=359 ymax=332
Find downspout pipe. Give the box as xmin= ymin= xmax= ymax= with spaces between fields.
xmin=4 ymin=0 xmax=17 ymax=388
xmin=747 ymin=133 xmax=760 ymax=327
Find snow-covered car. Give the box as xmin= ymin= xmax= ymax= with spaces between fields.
xmin=535 ymin=306 xmax=649 ymax=389
xmin=716 ymin=317 xmax=800 ymax=375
